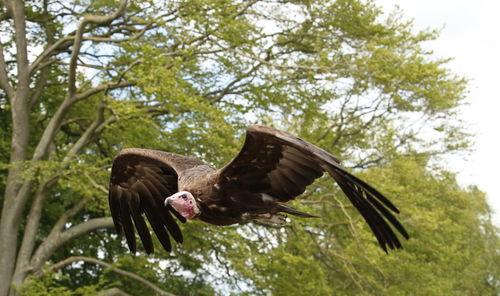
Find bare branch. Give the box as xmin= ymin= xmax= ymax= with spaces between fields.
xmin=45 ymin=256 xmax=177 ymax=296
xmin=74 ymin=80 xmax=135 ymax=102
xmin=63 ymin=217 xmax=114 ymax=241
xmin=29 ymin=217 xmax=114 ymax=273
xmin=30 ymin=17 xmax=155 ymax=75
xmin=28 ymin=67 xmax=49 ymax=109
xmin=60 ymin=197 xmax=92 ymax=231
xmin=226 ymin=46 xmax=329 ymax=71
xmin=207 ymin=60 xmax=263 ymax=104
xmin=64 ymin=103 xmax=106 ymax=160
xmin=82 ymin=22 xmax=155 ymax=43
xmin=31 ymin=78 xmax=132 ymax=163
xmin=115 ymin=59 xmax=142 ymax=83
xmin=53 ymin=60 xmax=112 ymax=71
xmin=84 ymin=171 xmax=109 ymax=194
xmin=20 ymin=103 xmax=115 ymax=274
xmin=316 ymin=92 xmax=354 ymax=143
xmin=99 ymin=288 xmax=132 ymax=296
xmin=21 ymin=100 xmax=115 ymax=272
xmin=68 ymin=0 xmax=128 ymax=95
xmin=31 ymin=97 xmax=74 ymax=161
xmin=29 ymin=36 xmax=74 ymax=75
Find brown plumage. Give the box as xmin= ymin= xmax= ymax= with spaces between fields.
xmin=108 ymin=125 xmax=409 ymax=254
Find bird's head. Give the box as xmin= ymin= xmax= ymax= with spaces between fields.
xmin=165 ymin=191 xmax=200 ymax=219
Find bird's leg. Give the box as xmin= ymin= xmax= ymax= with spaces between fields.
xmin=254 ymin=213 xmax=287 ymax=226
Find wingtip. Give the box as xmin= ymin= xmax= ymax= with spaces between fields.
xmin=383 ymin=237 xmax=410 ymax=253
xmin=173 ymin=229 xmax=185 ymax=246
xmin=172 ymin=232 xmax=183 ymax=244
xmin=144 ymin=242 xmax=154 ymax=254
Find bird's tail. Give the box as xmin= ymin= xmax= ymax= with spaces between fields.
xmin=277 ymin=204 xmax=320 ymax=218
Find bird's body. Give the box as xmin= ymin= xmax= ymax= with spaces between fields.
xmin=109 ymin=125 xmax=409 ymax=254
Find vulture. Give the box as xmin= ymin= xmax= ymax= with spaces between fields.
xmin=108 ymin=125 xmax=409 ymax=254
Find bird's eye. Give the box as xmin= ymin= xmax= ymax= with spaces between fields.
xmin=181 ymin=194 xmax=188 ymax=200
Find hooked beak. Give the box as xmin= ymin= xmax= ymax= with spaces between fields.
xmin=164 ymin=196 xmax=188 ymax=223
xmin=164 ymin=196 xmax=173 ymax=207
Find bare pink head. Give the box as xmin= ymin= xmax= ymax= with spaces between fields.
xmin=165 ymin=191 xmax=200 ymax=219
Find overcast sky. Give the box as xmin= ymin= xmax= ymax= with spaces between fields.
xmin=375 ymin=0 xmax=500 ymax=225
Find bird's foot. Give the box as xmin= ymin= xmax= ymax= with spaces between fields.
xmin=254 ymin=213 xmax=287 ymax=226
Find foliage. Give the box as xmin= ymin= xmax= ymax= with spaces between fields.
xmin=229 ymin=156 xmax=500 ymax=295
xmin=0 ymin=0 xmax=498 ymax=295
xmin=19 ymin=271 xmax=107 ymax=296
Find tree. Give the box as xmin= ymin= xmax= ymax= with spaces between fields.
xmin=228 ymin=156 xmax=500 ymax=295
xmin=0 ymin=0 xmax=497 ymax=295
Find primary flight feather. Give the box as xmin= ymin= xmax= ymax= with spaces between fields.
xmin=108 ymin=125 xmax=409 ymax=254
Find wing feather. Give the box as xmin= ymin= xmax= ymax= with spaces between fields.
xmin=109 ymin=148 xmax=205 ymax=253
xmin=280 ymin=157 xmax=323 ymax=180
xmin=143 ymin=171 xmax=170 ymax=194
xmin=277 ymin=163 xmax=310 ymax=187
xmin=109 ymin=186 xmax=123 ymax=234
xmin=218 ymin=125 xmax=408 ymax=251
xmin=142 ymin=200 xmax=172 ymax=252
xmin=118 ymin=190 xmax=136 ymax=253
xmin=139 ymin=179 xmax=186 ymax=231
xmin=128 ymin=192 xmax=154 ymax=253
xmin=131 ymin=180 xmax=173 ymax=252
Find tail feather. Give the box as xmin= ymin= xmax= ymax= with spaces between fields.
xmin=277 ymin=204 xmax=320 ymax=218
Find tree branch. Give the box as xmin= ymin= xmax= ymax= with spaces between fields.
xmin=30 ymin=14 xmax=151 ymax=75
xmin=30 ymin=74 xmax=133 ymax=163
xmin=21 ymin=102 xmax=115 ymax=275
xmin=62 ymin=217 xmax=115 ymax=242
xmin=29 ymin=217 xmax=114 ymax=273
xmin=29 ymin=36 xmax=74 ymax=75
xmin=20 ymin=101 xmax=111 ymax=246
xmin=63 ymin=103 xmax=106 ymax=161
xmin=28 ymin=67 xmax=49 ymax=109
xmin=84 ymin=171 xmax=109 ymax=194
xmin=74 ymin=81 xmax=135 ymax=102
xmin=99 ymin=288 xmax=132 ymax=296
xmin=207 ymin=60 xmax=263 ymax=104
xmin=68 ymin=0 xmax=128 ymax=95
xmin=82 ymin=22 xmax=155 ymax=43
xmin=9 ymin=178 xmax=58 ymax=291
xmin=226 ymin=46 xmax=330 ymax=71
xmin=23 ymin=105 xmax=118 ymax=272
xmin=22 ymin=104 xmax=116 ymax=276
xmin=45 ymin=256 xmax=177 ymax=296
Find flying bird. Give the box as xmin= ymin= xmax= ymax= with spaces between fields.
xmin=108 ymin=125 xmax=409 ymax=254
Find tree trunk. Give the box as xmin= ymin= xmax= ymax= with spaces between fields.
xmin=0 ymin=1 xmax=129 ymax=294
xmin=0 ymin=0 xmax=31 ymax=294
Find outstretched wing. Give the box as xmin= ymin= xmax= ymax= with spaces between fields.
xmin=219 ymin=125 xmax=409 ymax=252
xmin=109 ymin=148 xmax=206 ymax=253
